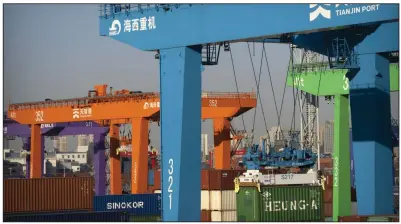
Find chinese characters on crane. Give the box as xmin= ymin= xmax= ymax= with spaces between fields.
xmin=109 ymin=16 xmax=156 ymax=36
xmin=124 ymin=16 xmax=156 ymax=32
xmin=72 ymin=107 xmax=92 ymax=119
xmin=35 ymin=111 xmax=44 ymax=122
xmin=143 ymin=101 xmax=160 ymax=110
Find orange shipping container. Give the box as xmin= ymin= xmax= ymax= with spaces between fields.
xmin=4 ymin=177 xmax=94 ymax=214
xmin=209 ymin=169 xmax=243 ymax=190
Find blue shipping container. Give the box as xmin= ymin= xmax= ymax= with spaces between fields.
xmin=93 ymin=194 xmax=161 ymax=215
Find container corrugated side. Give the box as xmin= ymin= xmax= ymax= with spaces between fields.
xmin=201 ymin=169 xmax=210 ymax=190
xmin=93 ymin=193 xmax=161 ymax=215
xmin=201 ymin=210 xmax=212 ymax=222
xmin=128 ymin=215 xmax=162 ymax=222
xmin=210 ymin=191 xmax=222 ymax=210
xmin=221 ymin=190 xmax=236 ymax=210
xmin=236 ymin=186 xmax=261 ymax=222
xmin=260 ymin=185 xmax=324 ymax=222
xmin=201 ymin=190 xmax=210 ymax=210
xmin=211 ymin=211 xmax=237 ymax=221
xmin=4 ymin=177 xmax=93 ymax=214
xmin=3 ymin=211 xmax=129 ymax=222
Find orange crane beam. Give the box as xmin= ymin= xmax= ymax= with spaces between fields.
xmin=8 ymin=85 xmax=256 ymax=194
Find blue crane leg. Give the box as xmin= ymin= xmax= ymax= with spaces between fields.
xmin=160 ymin=45 xmax=202 ymax=221
xmin=94 ymin=133 xmax=106 ymax=196
xmin=350 ymin=53 xmax=393 ymax=215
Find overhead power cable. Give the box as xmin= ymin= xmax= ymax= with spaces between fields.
xmin=246 ymin=42 xmax=269 ymax=144
xmin=228 ymin=46 xmax=247 ymax=132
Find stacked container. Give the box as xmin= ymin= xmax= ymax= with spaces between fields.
xmin=151 ymin=169 xmax=244 ymax=221
xmin=208 ymin=169 xmax=243 ymax=221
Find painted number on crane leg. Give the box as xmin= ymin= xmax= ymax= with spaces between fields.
xmin=168 ymin=158 xmax=174 ymax=210
xmin=334 ymin=156 xmax=339 ymax=187
xmin=209 ymin=100 xmax=218 ymax=107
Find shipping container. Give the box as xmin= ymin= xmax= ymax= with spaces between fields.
xmin=93 ymin=194 xmax=161 ymax=215
xmin=4 ymin=177 xmax=94 ymax=214
xmin=259 ymin=185 xmax=324 ymax=222
xmin=324 ymin=202 xmax=332 ymax=217
xmin=3 ymin=211 xmax=129 ymax=222
xmin=209 ymin=190 xmax=236 ymax=210
xmin=201 ymin=169 xmax=210 ymax=190
xmin=201 ymin=190 xmax=210 ymax=210
xmin=200 ymin=210 xmax=212 ymax=222
xmin=128 ymin=215 xmax=161 ymax=222
xmin=209 ymin=169 xmax=243 ymax=190
xmin=211 ymin=211 xmax=237 ymax=221
xmin=236 ymin=186 xmax=261 ymax=222
xmin=324 ymin=189 xmax=333 ymax=203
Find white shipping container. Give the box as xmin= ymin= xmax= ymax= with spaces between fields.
xmin=210 ymin=190 xmax=236 ymax=211
xmin=210 ymin=191 xmax=222 ymax=210
xmin=201 ymin=190 xmax=210 ymax=210
xmin=221 ymin=190 xmax=236 ymax=210
xmin=211 ymin=211 xmax=237 ymax=222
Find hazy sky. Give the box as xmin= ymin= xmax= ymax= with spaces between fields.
xmin=4 ymin=4 xmax=399 ymax=150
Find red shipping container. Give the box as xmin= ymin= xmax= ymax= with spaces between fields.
xmin=324 ymin=189 xmax=333 ymax=203
xmin=201 ymin=169 xmax=210 ymax=190
xmin=4 ymin=177 xmax=93 ymax=214
xmin=209 ymin=169 xmax=244 ymax=190
xmin=201 ymin=210 xmax=212 ymax=222
xmin=338 ymin=216 xmax=368 ymax=222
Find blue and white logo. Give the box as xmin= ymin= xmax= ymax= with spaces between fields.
xmin=109 ymin=20 xmax=122 ymax=36
xmin=309 ymin=4 xmax=331 ymax=22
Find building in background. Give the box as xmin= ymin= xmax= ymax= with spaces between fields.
xmin=53 ymin=136 xmax=68 ymax=152
xmin=324 ymin=120 xmax=334 ymax=154
xmin=319 ymin=125 xmax=325 ymax=150
xmin=201 ymin=134 xmax=208 ymax=161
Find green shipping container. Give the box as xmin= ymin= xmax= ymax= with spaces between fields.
xmin=260 ymin=185 xmax=324 ymax=222
xmin=236 ymin=187 xmax=261 ymax=221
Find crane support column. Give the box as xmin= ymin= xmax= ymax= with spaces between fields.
xmin=213 ymin=118 xmax=231 ymax=169
xmin=131 ymin=118 xmax=149 ymax=194
xmin=332 ymin=94 xmax=351 ymax=221
xmin=350 ymin=54 xmax=393 ymax=215
xmin=94 ymin=133 xmax=106 ymax=195
xmin=22 ymin=137 xmax=31 ymax=178
xmin=109 ymin=123 xmax=122 ymax=194
xmin=160 ymin=45 xmax=202 ymax=221
xmin=30 ymin=124 xmax=43 ymax=178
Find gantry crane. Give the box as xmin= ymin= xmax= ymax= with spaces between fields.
xmin=8 ymin=84 xmax=256 ymax=195
xmin=99 ymin=3 xmax=398 ymax=221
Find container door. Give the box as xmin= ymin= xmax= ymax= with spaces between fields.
xmin=236 ymin=187 xmax=260 ymax=221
